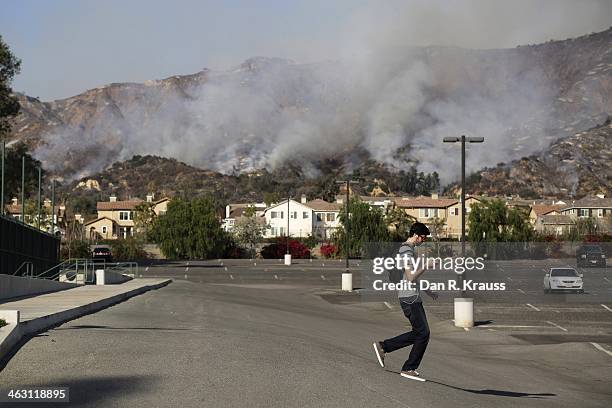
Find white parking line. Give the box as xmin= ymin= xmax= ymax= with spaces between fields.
xmin=517 ymin=289 xmax=526 ymax=294
xmin=604 ymin=277 xmax=611 ymax=283
xmin=506 ymin=276 xmax=513 ymax=281
xmin=464 ymin=327 xmax=470 ymax=331
xmin=230 ymin=274 xmax=234 ymax=280
xmin=479 ymin=325 xmax=548 ymax=329
xmin=526 ymin=303 xmax=541 ymax=311
xmin=185 ymin=267 xmax=189 ymax=272
xmin=601 ymin=304 xmax=612 ymax=313
xmin=145 ymin=266 xmax=149 ymax=272
xmin=546 ymin=321 xmax=568 ymax=332
xmin=590 ymin=342 xmax=612 ymax=357
xmin=321 ymin=275 xmax=326 ymax=280
xmin=384 ymin=302 xmax=393 ymax=310
xmin=274 ymin=274 xmax=278 ymax=280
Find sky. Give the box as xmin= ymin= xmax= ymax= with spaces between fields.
xmin=2 ymin=0 xmax=612 ymax=101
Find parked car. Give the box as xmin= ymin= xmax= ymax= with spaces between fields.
xmin=92 ymin=246 xmax=113 ymax=262
xmin=576 ymin=244 xmax=606 ymax=267
xmin=543 ymin=267 xmax=583 ymax=293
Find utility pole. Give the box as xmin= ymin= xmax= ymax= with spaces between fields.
xmin=21 ymin=156 xmax=25 ymax=223
xmin=51 ymin=179 xmax=55 ymax=234
xmin=37 ymin=167 xmax=42 ymax=229
xmin=1 ymin=140 xmax=4 ymax=216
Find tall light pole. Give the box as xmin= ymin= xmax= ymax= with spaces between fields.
xmin=21 ymin=156 xmax=25 ymax=223
xmin=37 ymin=167 xmax=42 ymax=229
xmin=1 ymin=140 xmax=5 ymax=216
xmin=443 ymin=135 xmax=484 ymax=327
xmin=284 ymin=194 xmax=291 ymax=265
xmin=336 ymin=178 xmax=358 ymax=291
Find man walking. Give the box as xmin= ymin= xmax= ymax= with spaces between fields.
xmin=373 ymin=222 xmax=437 ymax=382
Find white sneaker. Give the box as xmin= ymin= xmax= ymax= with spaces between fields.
xmin=400 ymin=370 xmax=426 ymax=382
xmin=372 ymin=342 xmax=385 ymax=368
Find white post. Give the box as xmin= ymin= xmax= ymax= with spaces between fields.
xmin=342 ymin=273 xmax=353 ymax=292
xmin=454 ymin=298 xmax=474 ymax=328
xmin=0 ymin=310 xmax=20 ymax=325
xmin=95 ymin=269 xmax=106 ymax=285
xmin=284 ymin=254 xmax=292 ymax=266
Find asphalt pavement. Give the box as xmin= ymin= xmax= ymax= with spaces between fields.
xmin=0 ymin=260 xmax=610 ymax=407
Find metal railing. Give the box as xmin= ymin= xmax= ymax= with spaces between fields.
xmin=12 ymin=261 xmax=33 ymax=276
xmin=24 ymin=259 xmax=138 ymax=284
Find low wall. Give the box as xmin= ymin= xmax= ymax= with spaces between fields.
xmin=0 ymin=275 xmax=76 ymax=301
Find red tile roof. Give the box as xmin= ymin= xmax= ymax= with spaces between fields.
xmin=532 ymin=205 xmax=563 ymax=216
xmin=97 ymin=199 xmax=143 ymax=211
xmin=393 ymin=197 xmax=458 ymax=208
xmin=305 ymin=199 xmax=341 ymax=211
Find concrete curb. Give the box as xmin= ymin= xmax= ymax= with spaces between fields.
xmin=0 ymin=279 xmax=172 ymax=366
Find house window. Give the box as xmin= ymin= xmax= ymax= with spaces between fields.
xmin=279 ymin=227 xmax=285 ymax=236
xmin=119 ymin=211 xmax=131 ymax=221
xmin=419 ymin=208 xmax=438 ymax=218
xmin=450 ymin=208 xmax=459 ymax=216
xmin=280 ymin=211 xmax=284 ymax=219
xmin=303 ymin=211 xmax=309 ymax=219
xmin=316 ymin=213 xmax=323 ymax=221
xmin=271 ymin=211 xmax=278 ymax=219
xmin=326 ymin=213 xmax=335 ymax=222
xmin=291 ymin=211 xmax=297 ymax=219
xmin=271 ymin=227 xmax=277 ymax=236
xmin=597 ymin=209 xmax=604 ymax=217
xmin=579 ymin=209 xmax=589 ymax=217
xmin=102 ymin=226 xmax=107 ymax=234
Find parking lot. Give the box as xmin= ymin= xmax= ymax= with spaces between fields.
xmin=139 ymin=257 xmax=612 ymax=353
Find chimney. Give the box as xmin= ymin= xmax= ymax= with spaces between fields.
xmin=109 ymin=195 xmax=117 ymax=202
xmin=431 ymin=192 xmax=439 ymax=200
xmin=225 ymin=205 xmax=231 ymax=219
xmin=11 ymin=197 xmax=18 ymax=206
xmin=75 ymin=214 xmax=83 ymax=223
xmin=301 ymin=194 xmax=307 ymax=204
xmin=596 ymin=193 xmax=605 ymax=199
xmin=146 ymin=193 xmax=154 ymax=202
xmin=43 ymin=198 xmax=51 ymax=208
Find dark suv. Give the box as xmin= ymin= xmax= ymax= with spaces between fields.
xmin=92 ymin=247 xmax=113 ymax=262
xmin=576 ymin=244 xmax=606 ymax=267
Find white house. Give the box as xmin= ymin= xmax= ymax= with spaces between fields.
xmin=222 ymin=202 xmax=267 ymax=232
xmin=308 ymin=199 xmax=342 ymax=240
xmin=263 ymin=197 xmax=315 ymax=238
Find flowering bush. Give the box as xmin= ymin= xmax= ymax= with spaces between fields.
xmin=320 ymin=243 xmax=338 ymax=258
xmin=261 ymin=238 xmax=311 ymax=259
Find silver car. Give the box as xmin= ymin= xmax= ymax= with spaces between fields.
xmin=543 ymin=267 xmax=584 ymax=293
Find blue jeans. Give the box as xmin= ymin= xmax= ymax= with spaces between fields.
xmin=381 ymin=300 xmax=430 ymax=371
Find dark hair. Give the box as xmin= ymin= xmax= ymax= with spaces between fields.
xmin=409 ymin=222 xmax=430 ymax=237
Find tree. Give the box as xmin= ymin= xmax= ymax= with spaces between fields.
xmin=151 ymin=196 xmax=229 ymax=259
xmin=232 ymin=216 xmax=268 ymax=258
xmin=263 ymin=191 xmax=281 ymax=207
xmin=0 ymin=35 xmax=21 ymax=137
xmin=333 ymin=198 xmax=390 ymax=258
xmin=385 ymin=207 xmax=415 ymax=241
xmin=133 ymin=202 xmax=157 ymax=240
xmin=109 ymin=237 xmax=148 ymax=261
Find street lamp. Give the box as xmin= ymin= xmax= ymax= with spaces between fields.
xmin=285 ymin=194 xmax=291 ymax=265
xmin=335 ymin=178 xmax=358 ymax=291
xmin=443 ymin=135 xmax=484 ymax=328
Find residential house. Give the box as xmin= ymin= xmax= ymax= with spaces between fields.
xmin=222 ymin=202 xmax=267 ymax=232
xmin=392 ymin=194 xmax=481 ymax=239
xmin=529 ymin=203 xmax=565 ymax=226
xmin=308 ymin=199 xmax=341 ymax=240
xmin=263 ymin=197 xmax=315 ymax=239
xmin=535 ymin=214 xmax=574 ymax=236
xmin=3 ymin=197 xmax=65 ymax=233
xmin=559 ymin=195 xmax=612 ymax=233
xmin=85 ymin=194 xmax=170 ymax=240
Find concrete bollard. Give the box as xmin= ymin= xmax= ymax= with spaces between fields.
xmin=454 ymin=298 xmax=474 ymax=328
xmin=0 ymin=310 xmax=20 ymax=325
xmin=342 ymin=273 xmax=353 ymax=292
xmin=95 ymin=269 xmax=106 ymax=285
xmin=284 ymin=254 xmax=292 ymax=266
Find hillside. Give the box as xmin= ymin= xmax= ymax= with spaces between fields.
xmin=6 ymin=28 xmax=612 ymax=196
xmin=463 ymin=120 xmax=612 ymax=198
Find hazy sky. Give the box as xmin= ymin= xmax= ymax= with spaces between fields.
xmin=2 ymin=0 xmax=611 ymax=101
